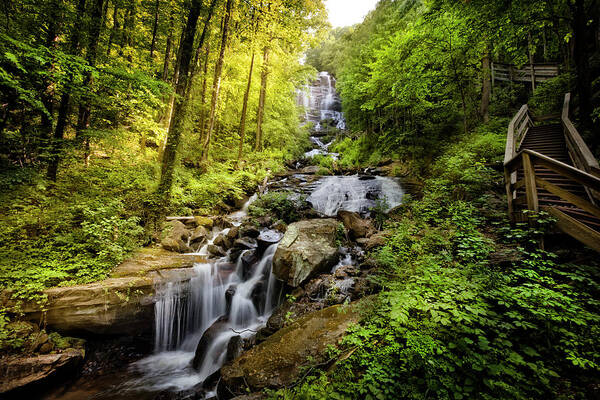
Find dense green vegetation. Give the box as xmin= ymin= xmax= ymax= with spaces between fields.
xmin=1 ymin=0 xmax=600 ymax=398
xmin=308 ymin=0 xmax=600 ymax=172
xmin=273 ymin=119 xmax=600 ymax=399
xmin=272 ymin=0 xmax=600 ymax=398
xmin=0 ymin=0 xmax=325 ymax=308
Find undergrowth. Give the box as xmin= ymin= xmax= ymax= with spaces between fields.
xmin=271 ymin=120 xmax=600 ymax=399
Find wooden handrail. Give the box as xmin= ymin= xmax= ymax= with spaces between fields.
xmin=505 ymin=104 xmax=530 ymax=165
xmin=562 ymin=93 xmax=600 ymax=176
xmin=505 ymin=149 xmax=600 ymax=192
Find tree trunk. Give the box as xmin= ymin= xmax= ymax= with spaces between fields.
xmin=162 ymin=14 xmax=174 ymax=81
xmin=255 ymin=46 xmax=270 ymax=152
xmin=150 ymin=0 xmax=160 ymax=58
xmin=107 ymin=4 xmax=119 ymax=56
xmin=570 ymin=0 xmax=593 ymax=128
xmin=480 ymin=48 xmax=491 ymax=123
xmin=76 ymin=0 xmax=105 ymax=166
xmin=157 ymin=0 xmax=208 ymax=208
xmin=40 ymin=0 xmax=62 ymax=141
xmin=197 ymin=43 xmax=211 ymax=145
xmin=236 ymin=51 xmax=256 ymax=168
xmin=201 ymin=0 xmax=235 ymax=162
xmin=47 ymin=0 xmax=87 ymax=181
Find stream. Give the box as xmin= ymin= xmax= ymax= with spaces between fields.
xmin=43 ymin=72 xmax=404 ymax=400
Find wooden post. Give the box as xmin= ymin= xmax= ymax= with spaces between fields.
xmin=504 ymin=167 xmax=515 ymax=222
xmin=528 ymin=32 xmax=536 ymax=91
xmin=523 ymin=153 xmax=539 ymax=212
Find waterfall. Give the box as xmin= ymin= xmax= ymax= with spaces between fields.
xmin=123 ymin=197 xmax=282 ymax=394
xmin=308 ymin=175 xmax=405 ymax=216
xmin=297 ymin=71 xmax=346 ymax=144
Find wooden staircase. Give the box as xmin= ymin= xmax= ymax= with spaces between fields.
xmin=504 ymin=93 xmax=600 ymax=251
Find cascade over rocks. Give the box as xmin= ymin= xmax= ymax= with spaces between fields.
xmin=219 ymin=303 xmax=361 ymax=397
xmin=272 ymin=218 xmax=340 ymax=287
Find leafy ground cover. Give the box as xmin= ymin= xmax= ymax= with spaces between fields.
xmin=271 ymin=121 xmax=600 ymax=400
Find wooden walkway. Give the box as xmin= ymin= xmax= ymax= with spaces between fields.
xmin=504 ymin=93 xmax=600 ymax=251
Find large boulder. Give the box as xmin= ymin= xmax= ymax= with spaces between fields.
xmin=219 ymin=303 xmax=361 ymax=396
xmin=161 ymin=221 xmax=193 ymax=253
xmin=337 ymin=210 xmax=376 ymax=239
xmin=272 ymin=219 xmax=340 ymax=287
xmin=0 ymin=349 xmax=84 ymax=395
xmin=2 ymin=249 xmax=201 ymax=336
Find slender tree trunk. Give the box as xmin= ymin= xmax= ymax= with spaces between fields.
xmin=40 ymin=0 xmax=62 ymax=141
xmin=236 ymin=51 xmax=255 ymax=167
xmin=201 ymin=0 xmax=235 ymax=162
xmin=150 ymin=0 xmax=160 ymax=58
xmin=76 ymin=0 xmax=105 ymax=166
xmin=162 ymin=14 xmax=174 ymax=81
xmin=157 ymin=0 xmax=204 ymax=208
xmin=107 ymin=4 xmax=119 ymax=56
xmin=197 ymin=43 xmax=211 ymax=145
xmin=47 ymin=0 xmax=87 ymax=181
xmin=255 ymin=46 xmax=270 ymax=151
xmin=480 ymin=48 xmax=491 ymax=123
xmin=571 ymin=0 xmax=593 ymax=128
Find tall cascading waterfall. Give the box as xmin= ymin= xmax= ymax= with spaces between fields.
xmin=296 ymin=71 xmax=346 ymax=158
xmin=122 ymin=204 xmax=283 ymax=395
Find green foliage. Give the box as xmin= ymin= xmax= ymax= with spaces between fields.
xmin=249 ymin=191 xmax=305 ymax=224
xmin=530 ymin=73 xmax=575 ymax=116
xmin=275 ymin=121 xmax=600 ymax=400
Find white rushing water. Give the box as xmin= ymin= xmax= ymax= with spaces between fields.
xmin=119 ymin=198 xmax=281 ymax=396
xmin=297 ymin=71 xmax=346 ymax=159
xmin=308 ymin=175 xmax=404 ymax=216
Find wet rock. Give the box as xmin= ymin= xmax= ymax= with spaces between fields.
xmin=194 ymin=216 xmax=214 ymax=230
xmin=241 ymin=250 xmax=258 ymax=276
xmin=358 ymin=175 xmax=376 ymax=180
xmin=214 ymin=234 xmax=232 ymax=250
xmin=208 ymin=244 xmax=227 ymax=258
xmin=225 ymin=335 xmax=243 ymax=363
xmin=220 ymin=303 xmax=362 ymax=396
xmin=271 ymin=220 xmax=287 ymax=233
xmin=190 ymin=226 xmax=209 ymax=246
xmin=213 ymin=216 xmax=233 ymax=229
xmin=226 ymin=226 xmax=240 ymax=241
xmin=251 ymin=280 xmax=266 ymax=312
xmin=1 ymin=250 xmax=201 ymax=337
xmin=161 ymin=221 xmax=193 ymax=253
xmin=239 ymin=225 xmax=260 ymax=239
xmin=193 ymin=317 xmax=229 ymax=369
xmin=257 ymin=230 xmax=283 ymax=253
xmin=226 ymin=286 xmax=237 ymax=315
xmin=358 ymin=230 xmax=391 ymax=250
xmin=233 ymin=237 xmax=258 ymax=250
xmin=273 ymin=219 xmax=340 ymax=287
xmin=0 ymin=349 xmax=84 ymax=395
xmin=161 ymin=238 xmax=193 ymax=253
xmin=333 ymin=265 xmax=358 ymax=279
xmin=337 ymin=210 xmax=376 ymax=239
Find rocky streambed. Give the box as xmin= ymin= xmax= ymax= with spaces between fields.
xmin=1 ymin=70 xmax=409 ymax=399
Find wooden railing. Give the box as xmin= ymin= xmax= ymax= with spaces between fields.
xmin=492 ymin=62 xmax=559 ymax=84
xmin=561 ymin=93 xmax=600 ymax=177
xmin=504 ymin=149 xmax=600 ymax=231
xmin=504 ymin=104 xmax=533 ymax=164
